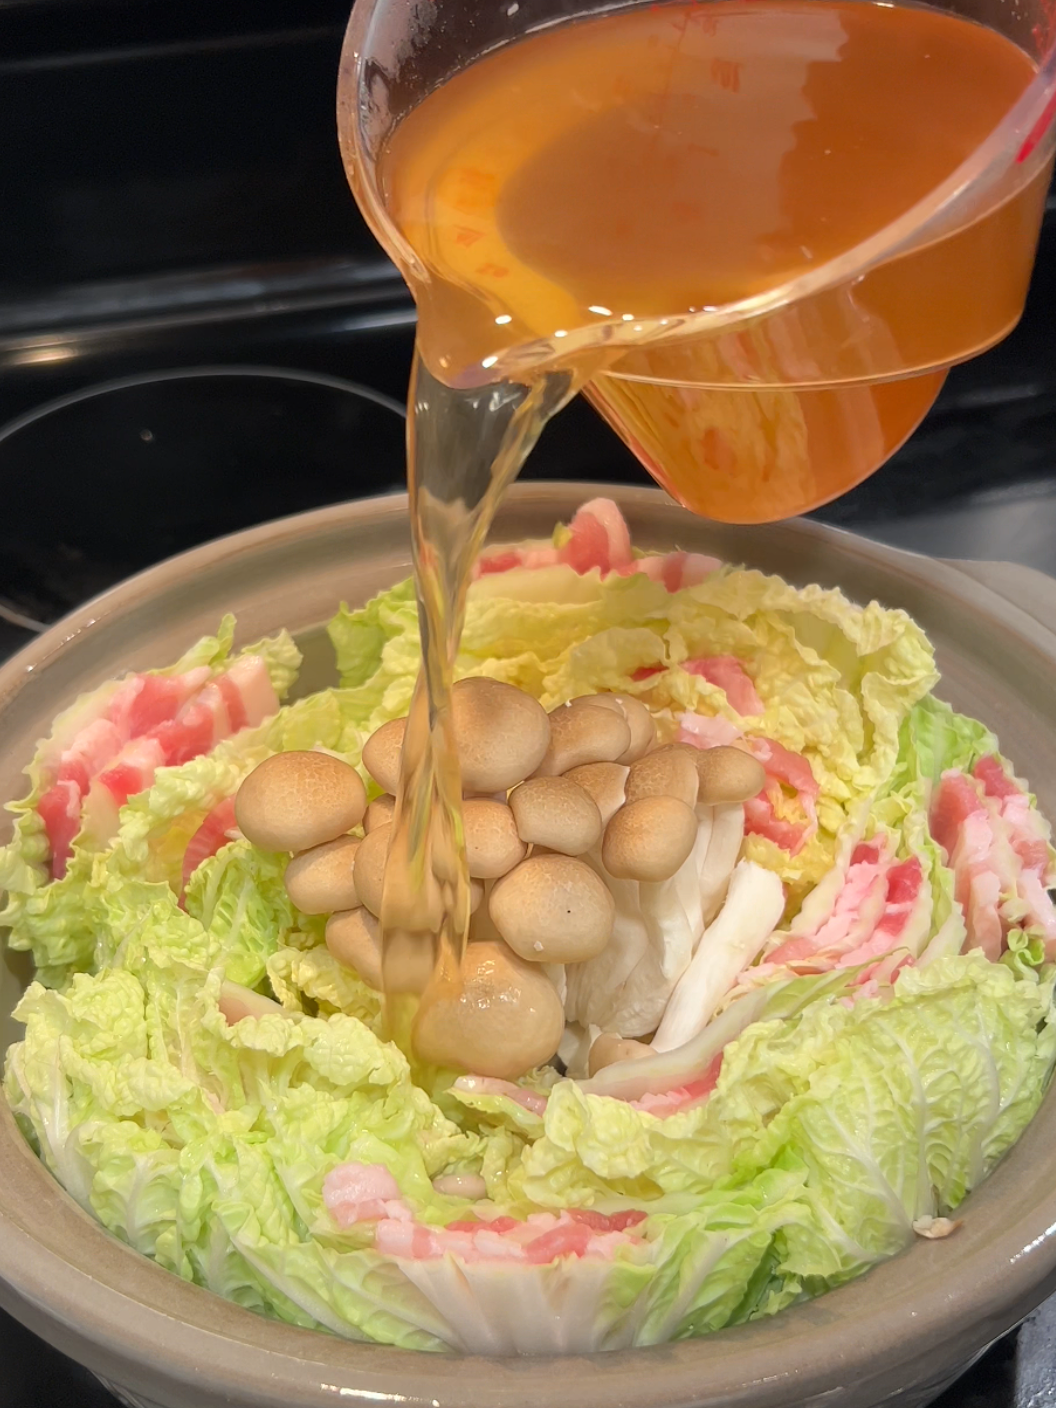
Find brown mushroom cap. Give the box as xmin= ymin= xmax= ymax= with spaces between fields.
xmin=587 ymin=1032 xmax=653 ymax=1076
xmin=361 ymin=718 xmax=406 ymax=795
xmin=354 ymin=821 xmax=444 ymax=934
xmin=533 ymin=703 xmax=632 ymax=777
xmin=573 ymin=693 xmax=656 ymax=764
xmin=365 ymin=794 xmax=396 ymax=833
xmin=326 ymin=907 xmax=383 ymax=990
xmin=235 ymin=751 xmax=366 ymax=854
xmin=624 ymin=745 xmax=700 ymax=808
xmin=602 ymin=796 xmax=698 ymax=882
xmin=451 ymin=678 xmax=551 ymax=793
xmin=692 ymin=745 xmax=768 ymax=804
xmin=508 ymin=776 xmax=603 ymax=856
xmin=352 ymin=822 xmax=390 ymax=917
xmin=284 ymin=835 xmax=360 ymax=915
xmin=489 ymin=854 xmax=614 ymax=964
xmin=412 ymin=940 xmax=565 ymax=1080
xmin=564 ymin=762 xmax=629 ymax=829
xmin=463 ymin=799 xmax=527 ymax=879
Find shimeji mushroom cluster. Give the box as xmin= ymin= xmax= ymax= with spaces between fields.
xmin=234 ymin=678 xmax=766 ymax=1081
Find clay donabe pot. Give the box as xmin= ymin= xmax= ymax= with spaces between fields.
xmin=2 ymin=483 xmax=1056 ymax=1408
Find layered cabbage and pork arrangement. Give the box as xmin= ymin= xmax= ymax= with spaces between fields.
xmin=2 ymin=500 xmax=1054 ymax=1354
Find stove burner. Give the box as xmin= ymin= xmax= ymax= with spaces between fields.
xmin=0 ymin=365 xmax=406 ymax=633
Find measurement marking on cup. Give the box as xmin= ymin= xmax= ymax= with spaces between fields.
xmin=456 ymin=168 xmax=498 ymax=192
xmin=711 ymin=57 xmax=742 ymax=90
xmin=452 ymin=169 xmax=499 ymax=217
xmin=1017 ymin=88 xmax=1056 ymax=163
xmin=686 ymin=9 xmax=719 ymax=32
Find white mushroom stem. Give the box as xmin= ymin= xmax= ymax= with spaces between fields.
xmin=563 ymin=863 xmax=660 ymax=1036
xmin=637 ymin=803 xmax=714 ymax=980
xmin=651 ymin=861 xmax=786 ymax=1053
xmin=542 ymin=963 xmax=567 ymax=1007
xmin=564 ymin=799 xmax=744 ymax=1039
xmin=589 ymin=803 xmax=717 ymax=1036
xmin=698 ymin=803 xmax=746 ymax=929
xmin=562 ymin=768 xmax=655 ymax=1036
xmin=557 ymin=1021 xmax=595 ymax=1079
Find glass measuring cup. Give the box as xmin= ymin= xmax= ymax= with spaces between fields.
xmin=338 ymin=0 xmax=1056 ymax=521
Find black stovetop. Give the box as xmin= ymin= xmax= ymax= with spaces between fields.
xmin=2 ymin=2 xmax=1056 ymax=1403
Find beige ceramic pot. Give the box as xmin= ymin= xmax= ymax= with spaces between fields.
xmin=2 ymin=483 xmax=1056 ymax=1408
